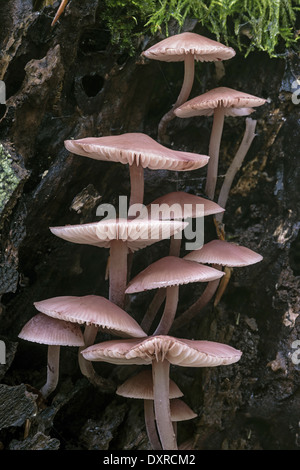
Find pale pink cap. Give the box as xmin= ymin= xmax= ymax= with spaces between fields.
xmin=184 ymin=239 xmax=263 ymax=267
xmin=34 ymin=295 xmax=147 ymax=338
xmin=142 ymin=32 xmax=235 ymax=63
xmin=175 ymin=87 xmax=266 ymax=118
xmin=65 ymin=133 xmax=209 ymax=171
xmin=116 ymin=370 xmax=183 ymax=399
xmin=18 ymin=313 xmax=84 ymax=347
xmin=50 ymin=218 xmax=187 ymax=252
xmin=125 ymin=256 xmax=224 ymax=293
xmin=146 ymin=191 xmax=224 ymax=219
xmin=81 ymin=335 xmax=242 ymax=367
xmin=168 ymin=399 xmax=197 ymax=422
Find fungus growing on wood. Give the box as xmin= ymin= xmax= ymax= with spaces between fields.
xmin=126 ymin=256 xmax=224 ymax=335
xmin=142 ymin=32 xmax=235 ymax=141
xmin=174 ymin=87 xmax=266 ymax=199
xmin=50 ymin=218 xmax=187 ymax=309
xmin=18 ymin=313 xmax=84 ymax=398
xmin=34 ymin=295 xmax=146 ymax=390
xmin=82 ymin=335 xmax=242 ymax=450
xmin=64 ymin=133 xmax=209 ymax=206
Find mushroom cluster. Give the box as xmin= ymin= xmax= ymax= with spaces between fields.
xmin=18 ymin=30 xmax=265 ymax=450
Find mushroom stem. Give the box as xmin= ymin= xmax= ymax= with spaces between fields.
xmin=171 ymin=274 xmax=222 ymax=332
xmin=169 ymin=235 xmax=182 ymax=257
xmin=152 ymin=359 xmax=177 ymax=450
xmin=215 ymin=117 xmax=257 ymax=224
xmin=144 ymin=399 xmax=162 ymax=450
xmin=129 ymin=162 xmax=144 ymax=207
xmin=140 ymin=288 xmax=166 ymax=334
xmin=78 ymin=325 xmax=114 ymax=390
xmin=205 ymin=106 xmax=225 ymax=200
xmin=153 ymin=285 xmax=179 ymax=335
xmin=158 ymin=54 xmax=195 ymax=142
xmin=51 ymin=0 xmax=68 ymax=26
xmin=40 ymin=345 xmax=60 ymax=398
xmin=109 ymin=240 xmax=128 ymax=308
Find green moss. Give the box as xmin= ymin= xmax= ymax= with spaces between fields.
xmin=38 ymin=0 xmax=299 ymax=56
xmin=101 ymin=0 xmax=300 ymax=56
xmin=0 ymin=144 xmax=21 ymax=214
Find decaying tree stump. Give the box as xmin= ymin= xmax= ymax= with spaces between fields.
xmin=0 ymin=0 xmax=299 ymax=450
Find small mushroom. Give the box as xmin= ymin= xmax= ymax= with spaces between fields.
xmin=64 ymin=133 xmax=209 ymax=207
xmin=34 ymin=295 xmax=146 ymax=390
xmin=18 ymin=313 xmax=84 ymax=398
xmin=50 ymin=218 xmax=187 ymax=309
xmin=126 ymin=256 xmax=224 ymax=335
xmin=142 ymin=32 xmax=235 ymax=141
xmin=174 ymin=87 xmax=266 ymax=199
xmin=116 ymin=369 xmax=183 ymax=450
xmin=172 ymin=239 xmax=263 ymax=330
xmin=81 ymin=335 xmax=242 ymax=450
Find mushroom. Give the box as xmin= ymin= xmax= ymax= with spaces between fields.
xmin=172 ymin=239 xmax=263 ymax=330
xmin=116 ymin=369 xmax=184 ymax=450
xmin=64 ymin=133 xmax=209 ymax=207
xmin=126 ymin=255 xmax=225 ymax=335
xmin=174 ymin=87 xmax=266 ymax=199
xmin=146 ymin=190 xmax=225 ymax=255
xmin=142 ymin=32 xmax=236 ymax=141
xmin=18 ymin=313 xmax=84 ymax=398
xmin=140 ymin=191 xmax=224 ymax=332
xmin=81 ymin=335 xmax=242 ymax=450
xmin=33 ymin=295 xmax=147 ymax=390
xmin=50 ymin=218 xmax=187 ymax=309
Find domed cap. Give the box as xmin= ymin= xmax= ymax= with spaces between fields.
xmin=184 ymin=239 xmax=263 ymax=267
xmin=116 ymin=370 xmax=183 ymax=399
xmin=175 ymin=87 xmax=266 ymax=117
xmin=82 ymin=335 xmax=242 ymax=367
xmin=65 ymin=133 xmax=209 ymax=171
xmin=50 ymin=218 xmax=187 ymax=252
xmin=168 ymin=399 xmax=197 ymax=422
xmin=18 ymin=313 xmax=84 ymax=347
xmin=34 ymin=295 xmax=147 ymax=338
xmin=146 ymin=191 xmax=224 ymax=219
xmin=142 ymin=32 xmax=236 ymax=63
xmin=125 ymin=256 xmax=224 ymax=293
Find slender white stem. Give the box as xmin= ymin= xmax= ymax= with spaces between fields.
xmin=140 ymin=288 xmax=166 ymax=334
xmin=169 ymin=235 xmax=182 ymax=257
xmin=215 ymin=117 xmax=257 ymax=223
xmin=40 ymin=345 xmax=60 ymax=398
xmin=205 ymin=107 xmax=225 ymax=200
xmin=152 ymin=360 xmax=177 ymax=450
xmin=153 ymin=285 xmax=179 ymax=335
xmin=171 ymin=276 xmax=221 ymax=332
xmin=158 ymin=54 xmax=195 ymax=142
xmin=129 ymin=162 xmax=144 ymax=207
xmin=109 ymin=240 xmax=128 ymax=308
xmin=144 ymin=399 xmax=162 ymax=450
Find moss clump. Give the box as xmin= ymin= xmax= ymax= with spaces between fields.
xmin=101 ymin=0 xmax=300 ymax=56
xmin=0 ymin=144 xmax=22 ymax=215
xmin=38 ymin=0 xmax=300 ymax=56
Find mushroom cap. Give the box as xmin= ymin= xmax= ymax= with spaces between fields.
xmin=34 ymin=295 xmax=147 ymax=338
xmin=142 ymin=32 xmax=235 ymax=63
xmin=65 ymin=133 xmax=209 ymax=171
xmin=18 ymin=313 xmax=84 ymax=347
xmin=184 ymin=239 xmax=263 ymax=267
xmin=146 ymin=191 xmax=224 ymax=220
xmin=116 ymin=370 xmax=183 ymax=399
xmin=168 ymin=399 xmax=197 ymax=422
xmin=81 ymin=335 xmax=242 ymax=367
xmin=174 ymin=87 xmax=266 ymax=118
xmin=50 ymin=218 xmax=188 ymax=252
xmin=125 ymin=256 xmax=224 ymax=293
